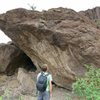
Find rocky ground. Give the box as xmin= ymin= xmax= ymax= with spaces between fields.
xmin=0 ymin=68 xmax=84 ymax=100
xmin=0 ymin=74 xmax=67 ymax=100
xmin=0 ymin=69 xmax=67 ymax=100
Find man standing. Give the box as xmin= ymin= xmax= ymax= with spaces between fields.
xmin=36 ymin=64 xmax=53 ymax=100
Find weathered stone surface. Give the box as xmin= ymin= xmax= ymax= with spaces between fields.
xmin=0 ymin=8 xmax=100 ymax=89
xmin=0 ymin=43 xmax=21 ymax=74
xmin=0 ymin=42 xmax=36 ymax=75
xmin=17 ymin=68 xmax=36 ymax=95
xmin=79 ymin=7 xmax=100 ymax=28
xmin=80 ymin=7 xmax=100 ymax=20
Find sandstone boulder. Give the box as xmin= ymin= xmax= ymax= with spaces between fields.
xmin=17 ymin=68 xmax=36 ymax=95
xmin=0 ymin=8 xmax=100 ymax=89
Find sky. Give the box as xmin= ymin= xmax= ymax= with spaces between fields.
xmin=0 ymin=0 xmax=100 ymax=43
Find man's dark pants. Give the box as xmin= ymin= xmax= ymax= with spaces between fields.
xmin=38 ymin=91 xmax=50 ymax=100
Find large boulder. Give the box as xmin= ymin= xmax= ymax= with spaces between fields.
xmin=0 ymin=7 xmax=100 ymax=89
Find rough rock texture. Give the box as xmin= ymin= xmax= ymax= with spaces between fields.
xmin=79 ymin=7 xmax=100 ymax=28
xmin=17 ymin=68 xmax=36 ymax=95
xmin=0 ymin=74 xmax=70 ymax=100
xmin=0 ymin=42 xmax=36 ymax=75
xmin=0 ymin=8 xmax=100 ymax=89
xmin=79 ymin=7 xmax=100 ymax=20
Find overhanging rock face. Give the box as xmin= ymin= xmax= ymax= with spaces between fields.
xmin=0 ymin=8 xmax=100 ymax=89
xmin=0 ymin=42 xmax=36 ymax=75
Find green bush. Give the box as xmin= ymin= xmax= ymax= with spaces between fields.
xmin=72 ymin=65 xmax=100 ymax=100
xmin=0 ymin=96 xmax=2 ymax=100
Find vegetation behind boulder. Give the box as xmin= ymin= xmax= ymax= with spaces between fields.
xmin=72 ymin=65 xmax=100 ymax=100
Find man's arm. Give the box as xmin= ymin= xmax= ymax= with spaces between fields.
xmin=50 ymin=80 xmax=52 ymax=96
xmin=49 ymin=74 xmax=53 ymax=97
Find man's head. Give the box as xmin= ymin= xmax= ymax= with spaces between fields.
xmin=41 ymin=64 xmax=48 ymax=72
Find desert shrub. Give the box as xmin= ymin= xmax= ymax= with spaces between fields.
xmin=28 ymin=3 xmax=36 ymax=10
xmin=72 ymin=65 xmax=100 ymax=100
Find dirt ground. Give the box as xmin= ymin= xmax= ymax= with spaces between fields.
xmin=22 ymin=87 xmax=84 ymax=100
xmin=21 ymin=87 xmax=69 ymax=100
xmin=0 ymin=74 xmax=84 ymax=100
